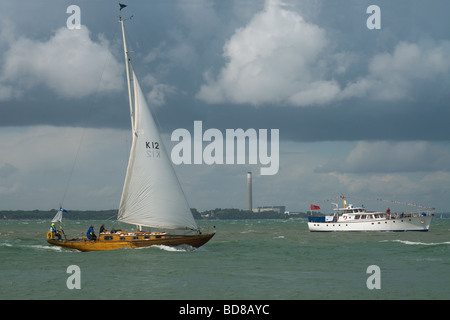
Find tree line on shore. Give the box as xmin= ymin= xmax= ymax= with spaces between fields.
xmin=0 ymin=208 xmax=310 ymax=220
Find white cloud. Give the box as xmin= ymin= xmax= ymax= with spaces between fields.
xmin=316 ymin=141 xmax=450 ymax=173
xmin=197 ymin=0 xmax=450 ymax=107
xmin=171 ymin=139 xmax=450 ymax=211
xmin=2 ymin=126 xmax=449 ymax=211
xmin=147 ymin=83 xmax=177 ymax=107
xmin=0 ymin=126 xmax=128 ymax=210
xmin=342 ymin=41 xmax=450 ymax=100
xmin=0 ymin=25 xmax=123 ymax=100
xmin=197 ymin=0 xmax=341 ymax=106
xmin=143 ymin=74 xmax=177 ymax=107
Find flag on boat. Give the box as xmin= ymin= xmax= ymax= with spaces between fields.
xmin=119 ymin=3 xmax=127 ymax=10
xmin=310 ymin=204 xmax=320 ymax=210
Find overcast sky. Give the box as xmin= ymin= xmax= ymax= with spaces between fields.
xmin=1 ymin=0 xmax=450 ymax=213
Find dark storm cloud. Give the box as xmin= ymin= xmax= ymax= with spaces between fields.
xmin=2 ymin=0 xmax=450 ymax=212
xmin=1 ymin=0 xmax=450 ymax=144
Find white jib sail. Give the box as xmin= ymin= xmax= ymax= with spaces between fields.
xmin=51 ymin=209 xmax=63 ymax=223
xmin=117 ymin=71 xmax=197 ymax=230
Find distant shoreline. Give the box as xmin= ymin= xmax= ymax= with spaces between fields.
xmin=2 ymin=209 xmax=448 ymax=221
xmin=0 ymin=208 xmax=309 ymax=220
xmin=0 ymin=209 xmax=117 ymax=221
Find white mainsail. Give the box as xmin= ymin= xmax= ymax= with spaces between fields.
xmin=117 ymin=17 xmax=196 ymax=231
xmin=117 ymin=70 xmax=197 ymax=230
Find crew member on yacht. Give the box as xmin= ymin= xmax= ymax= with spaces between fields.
xmin=50 ymin=223 xmax=62 ymax=240
xmin=87 ymin=224 xmax=97 ymax=240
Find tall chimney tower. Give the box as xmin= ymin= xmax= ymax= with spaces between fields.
xmin=247 ymin=172 xmax=252 ymax=211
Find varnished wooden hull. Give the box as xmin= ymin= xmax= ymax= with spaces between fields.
xmin=47 ymin=231 xmax=215 ymax=252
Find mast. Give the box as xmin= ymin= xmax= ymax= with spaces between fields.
xmin=340 ymin=195 xmax=346 ymax=209
xmin=119 ymin=17 xmax=135 ymax=131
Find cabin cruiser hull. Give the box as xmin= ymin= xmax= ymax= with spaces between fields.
xmin=308 ymin=215 xmax=433 ymax=232
xmin=47 ymin=231 xmax=215 ymax=252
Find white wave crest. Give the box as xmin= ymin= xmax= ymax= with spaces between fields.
xmin=134 ymin=244 xmax=196 ymax=252
xmin=383 ymin=240 xmax=450 ymax=246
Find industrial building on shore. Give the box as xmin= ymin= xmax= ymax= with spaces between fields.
xmin=247 ymin=171 xmax=286 ymax=215
xmin=253 ymin=205 xmax=286 ymax=214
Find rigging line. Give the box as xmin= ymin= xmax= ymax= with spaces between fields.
xmin=60 ymin=25 xmax=120 ymax=207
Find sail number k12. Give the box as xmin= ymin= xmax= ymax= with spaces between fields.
xmin=146 ymin=141 xmax=160 ymax=158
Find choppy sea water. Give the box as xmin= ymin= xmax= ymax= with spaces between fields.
xmin=0 ymin=218 xmax=449 ymax=300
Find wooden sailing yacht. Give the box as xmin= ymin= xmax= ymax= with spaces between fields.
xmin=47 ymin=13 xmax=214 ymax=252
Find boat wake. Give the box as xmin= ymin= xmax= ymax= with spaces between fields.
xmin=0 ymin=242 xmax=12 ymax=247
xmin=1 ymin=241 xmax=67 ymax=252
xmin=382 ymin=239 xmax=450 ymax=246
xmin=139 ymin=244 xmax=197 ymax=252
xmin=35 ymin=244 xmax=67 ymax=251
